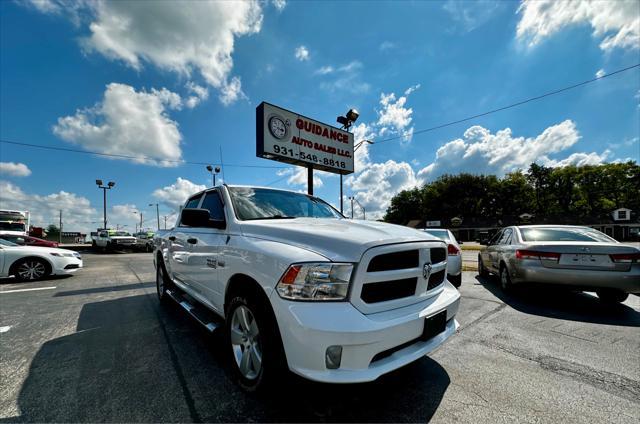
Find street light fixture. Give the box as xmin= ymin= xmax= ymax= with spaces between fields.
xmin=149 ymin=203 xmax=160 ymax=230
xmin=206 ymin=165 xmax=221 ymax=186
xmin=96 ymin=179 xmax=115 ymax=230
xmin=348 ymin=196 xmax=366 ymax=220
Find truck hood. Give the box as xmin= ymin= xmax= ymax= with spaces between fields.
xmin=239 ymin=218 xmax=441 ymax=262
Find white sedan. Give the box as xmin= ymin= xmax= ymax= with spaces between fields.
xmin=0 ymin=238 xmax=83 ymax=281
xmin=423 ymin=228 xmax=462 ymax=287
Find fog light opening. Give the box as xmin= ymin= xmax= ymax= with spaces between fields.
xmin=325 ymin=345 xmax=342 ymax=369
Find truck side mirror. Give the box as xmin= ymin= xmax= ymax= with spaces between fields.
xmin=180 ymin=208 xmax=211 ymax=227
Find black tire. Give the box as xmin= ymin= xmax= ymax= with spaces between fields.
xmin=596 ymin=289 xmax=628 ymax=304
xmin=156 ymin=262 xmax=171 ymax=303
xmin=12 ymin=258 xmax=51 ymax=282
xmin=225 ymin=294 xmax=285 ymax=393
xmin=499 ymin=264 xmax=513 ymax=293
xmin=449 ymin=274 xmax=462 ymax=288
xmin=478 ymin=255 xmax=489 ymax=277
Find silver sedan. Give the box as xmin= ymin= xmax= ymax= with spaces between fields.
xmin=478 ymin=225 xmax=640 ymax=303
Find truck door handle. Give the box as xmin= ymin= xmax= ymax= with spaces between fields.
xmin=187 ymin=238 xmax=198 ymax=244
xmin=168 ymin=236 xmax=176 ymax=241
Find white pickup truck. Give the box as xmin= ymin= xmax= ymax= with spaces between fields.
xmin=92 ymin=229 xmax=137 ymax=251
xmin=153 ymin=185 xmax=460 ymax=391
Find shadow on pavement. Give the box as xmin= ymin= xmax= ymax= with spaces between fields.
xmin=475 ymin=275 xmax=640 ymax=327
xmin=8 ymin=293 xmax=450 ymax=422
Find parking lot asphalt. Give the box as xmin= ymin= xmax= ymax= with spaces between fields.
xmin=1 ymin=253 xmax=638 ymax=423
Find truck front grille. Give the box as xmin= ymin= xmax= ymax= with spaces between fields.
xmin=427 ymin=269 xmax=445 ymax=290
xmin=430 ymin=247 xmax=446 ymax=264
xmin=367 ymin=250 xmax=419 ymax=272
xmin=360 ymin=277 xmax=417 ymax=303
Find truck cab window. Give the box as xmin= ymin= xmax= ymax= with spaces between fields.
xmin=201 ymin=191 xmax=225 ymax=221
xmin=184 ymin=194 xmax=203 ymax=209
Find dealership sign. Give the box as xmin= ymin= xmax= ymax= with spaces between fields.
xmin=256 ymin=102 xmax=355 ymax=174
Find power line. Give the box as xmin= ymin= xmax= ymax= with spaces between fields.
xmin=0 ymin=139 xmax=288 ymax=169
xmin=373 ymin=63 xmax=640 ymax=145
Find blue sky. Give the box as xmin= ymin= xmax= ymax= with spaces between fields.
xmin=1 ymin=0 xmax=639 ymax=232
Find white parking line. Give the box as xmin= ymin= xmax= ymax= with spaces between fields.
xmin=0 ymin=326 xmax=10 ymax=333
xmin=0 ymin=286 xmax=56 ymax=294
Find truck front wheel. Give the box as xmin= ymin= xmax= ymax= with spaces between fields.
xmin=226 ymin=295 xmax=284 ymax=392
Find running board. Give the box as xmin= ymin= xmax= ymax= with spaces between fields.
xmin=166 ymin=288 xmax=221 ymax=332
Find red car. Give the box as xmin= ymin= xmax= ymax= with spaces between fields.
xmin=0 ymin=234 xmax=59 ymax=247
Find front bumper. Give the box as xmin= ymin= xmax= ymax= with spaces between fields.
xmin=511 ymin=262 xmax=640 ymax=293
xmin=51 ymin=257 xmax=83 ymax=275
xmin=270 ymin=281 xmax=460 ymax=383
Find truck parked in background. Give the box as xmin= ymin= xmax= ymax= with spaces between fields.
xmin=0 ymin=210 xmax=30 ymax=236
xmin=91 ymin=229 xmax=137 ymax=251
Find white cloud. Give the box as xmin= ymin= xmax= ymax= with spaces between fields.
xmin=443 ymin=0 xmax=501 ymax=32
xmin=272 ymin=0 xmax=287 ymax=12
xmin=53 ymin=83 xmax=183 ymax=167
xmin=295 ymin=45 xmax=310 ymax=61
xmin=595 ymin=69 xmax=606 ymax=78
xmin=277 ymin=167 xmax=324 ymax=189
xmin=0 ymin=162 xmax=32 ymax=177
xmin=152 ymin=177 xmax=207 ymax=209
xmin=0 ymin=180 xmax=97 ymax=235
xmin=416 ymin=120 xmax=585 ymax=181
xmin=379 ymin=41 xmax=396 ymax=52
xmin=545 ymin=150 xmax=611 ymax=167
xmin=318 ymin=61 xmax=370 ymax=94
xmin=26 ymin=0 xmax=262 ymax=104
xmin=218 ymin=76 xmax=246 ymax=105
xmin=376 ymin=85 xmax=419 ymax=142
xmin=184 ymin=81 xmax=209 ymax=109
xmin=314 ymin=66 xmax=334 ymax=75
xmin=346 ymin=160 xmax=419 ymax=219
xmin=516 ymin=0 xmax=640 ymax=51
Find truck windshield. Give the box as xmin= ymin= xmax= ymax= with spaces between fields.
xmin=114 ymin=231 xmax=132 ymax=236
xmin=228 ymin=187 xmax=343 ymax=221
xmin=0 ymin=222 xmax=26 ymax=231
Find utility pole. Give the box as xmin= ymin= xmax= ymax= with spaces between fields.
xmin=59 ymin=210 xmax=62 ymax=244
xmin=149 ymin=203 xmax=160 ymax=230
xmin=349 ymin=196 xmax=354 ymax=219
xmin=307 ymin=166 xmax=313 ymax=195
xmin=164 ymin=215 xmax=167 ymax=230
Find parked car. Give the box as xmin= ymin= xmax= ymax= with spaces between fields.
xmin=478 ymin=225 xmax=640 ymax=303
xmin=0 ymin=234 xmax=59 ymax=248
xmin=154 ymin=185 xmax=460 ymax=391
xmin=422 ymin=229 xmax=462 ymax=287
xmin=0 ymin=238 xmax=83 ymax=281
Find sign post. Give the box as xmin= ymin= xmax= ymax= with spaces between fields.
xmin=256 ymin=102 xmax=354 ymax=195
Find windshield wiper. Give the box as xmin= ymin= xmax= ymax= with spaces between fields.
xmin=245 ymin=214 xmax=296 ymax=220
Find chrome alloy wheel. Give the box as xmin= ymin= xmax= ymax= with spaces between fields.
xmin=17 ymin=260 xmax=46 ymax=280
xmin=230 ymin=305 xmax=262 ymax=380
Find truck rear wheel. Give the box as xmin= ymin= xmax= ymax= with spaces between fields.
xmin=225 ymin=294 xmax=284 ymax=392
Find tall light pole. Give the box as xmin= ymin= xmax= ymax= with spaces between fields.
xmin=133 ymin=211 xmax=143 ymax=233
xmin=96 ymin=179 xmax=115 ymax=230
xmin=149 ymin=203 xmax=160 ymax=230
xmin=336 ymin=109 xmax=362 ymax=214
xmin=206 ymin=165 xmax=221 ymax=187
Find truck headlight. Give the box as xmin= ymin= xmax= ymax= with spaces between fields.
xmin=276 ymin=263 xmax=353 ymax=301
